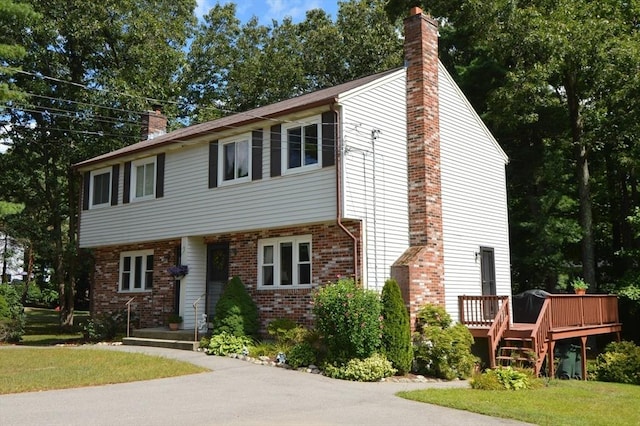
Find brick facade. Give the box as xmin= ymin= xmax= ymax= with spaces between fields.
xmin=91 ymin=239 xmax=180 ymax=328
xmin=391 ymin=7 xmax=445 ymax=327
xmin=91 ymin=221 xmax=361 ymax=332
xmin=204 ymin=220 xmax=361 ymax=332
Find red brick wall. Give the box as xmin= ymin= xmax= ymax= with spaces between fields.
xmin=392 ymin=7 xmax=445 ymax=327
xmin=91 ymin=239 xmax=180 ymax=327
xmin=204 ymin=220 xmax=362 ymax=332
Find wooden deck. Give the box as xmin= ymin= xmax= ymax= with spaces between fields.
xmin=459 ymin=294 xmax=622 ymax=378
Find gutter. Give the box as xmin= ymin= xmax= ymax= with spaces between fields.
xmin=332 ymin=103 xmax=359 ymax=283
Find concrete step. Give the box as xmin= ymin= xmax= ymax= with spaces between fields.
xmin=122 ymin=337 xmax=199 ymax=351
xmin=132 ymin=328 xmax=197 ymax=341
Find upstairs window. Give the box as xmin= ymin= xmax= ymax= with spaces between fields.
xmin=258 ymin=236 xmax=312 ymax=288
xmin=131 ymin=158 xmax=156 ymax=200
xmin=221 ymin=137 xmax=250 ymax=183
xmin=119 ymin=250 xmax=154 ymax=292
xmin=284 ymin=121 xmax=320 ymax=172
xmin=90 ymin=168 xmax=111 ymax=208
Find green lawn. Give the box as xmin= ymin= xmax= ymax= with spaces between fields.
xmin=0 ymin=347 xmax=208 ymax=394
xmin=398 ymin=379 xmax=640 ymax=426
xmin=19 ymin=307 xmax=90 ymax=346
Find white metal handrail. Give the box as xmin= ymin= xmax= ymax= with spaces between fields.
xmin=193 ymin=293 xmax=206 ymax=341
xmin=125 ymin=297 xmax=135 ymax=337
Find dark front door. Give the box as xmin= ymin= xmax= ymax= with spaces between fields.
xmin=206 ymin=243 xmax=229 ymax=320
xmin=480 ymin=246 xmax=497 ymax=319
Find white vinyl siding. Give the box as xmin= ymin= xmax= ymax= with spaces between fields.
xmin=438 ymin=62 xmax=512 ymax=322
xmin=339 ymin=70 xmax=408 ymax=291
xmin=78 ymin=135 xmax=336 ymax=247
xmin=180 ymin=236 xmax=207 ymax=329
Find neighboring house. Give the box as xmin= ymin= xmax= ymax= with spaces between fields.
xmin=75 ymin=8 xmax=512 ymax=332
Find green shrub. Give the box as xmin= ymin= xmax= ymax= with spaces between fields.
xmin=81 ymin=309 xmax=134 ymax=342
xmin=212 ymin=276 xmax=259 ymax=338
xmin=380 ymin=279 xmax=412 ymax=375
xmin=413 ymin=304 xmax=477 ymax=380
xmin=594 ymin=341 xmax=640 ymax=385
xmin=199 ymin=336 xmax=211 ymax=349
xmin=249 ymin=341 xmax=286 ymax=358
xmin=267 ymin=318 xmax=308 ymax=345
xmin=313 ymin=278 xmax=382 ymax=363
xmin=206 ymin=331 xmax=253 ymax=356
xmin=323 ymin=354 xmax=396 ymax=382
xmin=11 ymin=282 xmax=58 ymax=307
xmin=287 ymin=342 xmax=317 ymax=368
xmin=0 ymin=284 xmax=25 ymax=343
xmin=471 ymin=367 xmax=537 ymax=390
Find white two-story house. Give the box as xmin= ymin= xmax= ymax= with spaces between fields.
xmin=75 ymin=8 xmax=511 ymax=332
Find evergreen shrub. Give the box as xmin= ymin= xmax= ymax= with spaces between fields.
xmin=380 ymin=279 xmax=412 ymax=375
xmin=313 ymin=278 xmax=382 ymax=363
xmin=413 ymin=304 xmax=477 ymax=380
xmin=0 ymin=284 xmax=25 ymax=343
xmin=212 ymin=276 xmax=259 ymax=338
xmin=594 ymin=340 xmax=640 ymax=385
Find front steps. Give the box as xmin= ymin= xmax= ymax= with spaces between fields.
xmin=122 ymin=327 xmax=201 ymax=351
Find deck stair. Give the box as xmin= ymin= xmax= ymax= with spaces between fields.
xmin=496 ymin=336 xmax=537 ymax=370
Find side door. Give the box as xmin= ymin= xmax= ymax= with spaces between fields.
xmin=206 ymin=243 xmax=229 ymax=321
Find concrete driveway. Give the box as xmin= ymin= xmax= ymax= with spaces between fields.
xmin=1 ymin=345 xmax=531 ymax=425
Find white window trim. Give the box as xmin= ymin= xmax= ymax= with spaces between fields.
xmin=281 ymin=117 xmax=322 ymax=175
xmin=89 ymin=167 xmax=111 ymax=209
xmin=118 ymin=249 xmax=154 ymax=293
xmin=258 ymin=235 xmax=312 ymax=289
xmin=130 ymin=157 xmax=156 ymax=202
xmin=218 ymin=133 xmax=252 ymax=186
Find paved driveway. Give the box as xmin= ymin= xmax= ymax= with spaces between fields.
xmin=1 ymin=345 xmax=530 ymax=425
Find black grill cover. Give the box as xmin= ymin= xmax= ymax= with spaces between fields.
xmin=512 ymin=289 xmax=551 ymax=323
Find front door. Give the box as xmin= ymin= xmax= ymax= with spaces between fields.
xmin=206 ymin=243 xmax=229 ymax=320
xmin=480 ymin=246 xmax=497 ymax=319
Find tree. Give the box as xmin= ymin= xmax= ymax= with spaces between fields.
xmin=0 ymin=0 xmax=196 ymax=325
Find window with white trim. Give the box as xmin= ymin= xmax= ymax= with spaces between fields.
xmin=258 ymin=236 xmax=312 ymax=288
xmin=220 ymin=135 xmax=251 ymax=183
xmin=119 ymin=250 xmax=154 ymax=292
xmin=131 ymin=157 xmax=156 ymax=200
xmin=283 ymin=120 xmax=321 ymax=172
xmin=90 ymin=167 xmax=111 ymax=208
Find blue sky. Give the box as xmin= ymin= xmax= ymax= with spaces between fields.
xmin=195 ymin=0 xmax=340 ymax=24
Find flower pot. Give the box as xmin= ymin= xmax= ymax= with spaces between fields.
xmin=169 ymin=322 xmax=180 ymax=331
xmin=574 ymin=288 xmax=586 ymax=295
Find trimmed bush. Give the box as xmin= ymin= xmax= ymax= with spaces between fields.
xmin=212 ymin=276 xmax=259 ymax=338
xmin=0 ymin=284 xmax=25 ymax=343
xmin=380 ymin=279 xmax=412 ymax=375
xmin=287 ymin=342 xmax=316 ymax=368
xmin=413 ymin=304 xmax=477 ymax=380
xmin=323 ymin=354 xmax=396 ymax=382
xmin=206 ymin=331 xmax=253 ymax=356
xmin=594 ymin=340 xmax=640 ymax=385
xmin=313 ymin=278 xmax=382 ymax=363
xmin=471 ymin=367 xmax=538 ymax=390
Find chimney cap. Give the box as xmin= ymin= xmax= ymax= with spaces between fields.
xmin=410 ymin=6 xmax=423 ymax=16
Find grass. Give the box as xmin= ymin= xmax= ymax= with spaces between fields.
xmin=398 ymin=379 xmax=640 ymax=426
xmin=0 ymin=347 xmax=208 ymax=394
xmin=19 ymin=307 xmax=90 ymax=346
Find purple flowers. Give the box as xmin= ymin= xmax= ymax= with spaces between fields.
xmin=167 ymin=265 xmax=188 ymax=277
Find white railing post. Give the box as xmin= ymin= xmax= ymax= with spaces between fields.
xmin=125 ymin=297 xmax=135 ymax=337
xmin=193 ymin=294 xmax=206 ymax=342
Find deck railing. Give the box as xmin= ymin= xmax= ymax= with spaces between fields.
xmin=529 ymin=298 xmax=551 ymax=374
xmin=548 ymin=295 xmax=620 ymax=329
xmin=459 ymin=295 xmax=509 ymax=327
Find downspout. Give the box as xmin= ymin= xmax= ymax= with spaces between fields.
xmin=332 ymin=103 xmax=359 ymax=283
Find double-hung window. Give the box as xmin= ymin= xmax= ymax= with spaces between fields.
xmin=283 ymin=121 xmax=320 ymax=172
xmin=90 ymin=167 xmax=111 ymax=208
xmin=131 ymin=158 xmax=156 ymax=200
xmin=258 ymin=236 xmax=312 ymax=288
xmin=220 ymin=136 xmax=250 ymax=183
xmin=119 ymin=250 xmax=154 ymax=292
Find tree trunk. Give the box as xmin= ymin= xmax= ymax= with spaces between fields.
xmin=565 ymin=71 xmax=596 ymax=288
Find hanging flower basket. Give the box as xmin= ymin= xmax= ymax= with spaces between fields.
xmin=167 ymin=265 xmax=189 ymax=279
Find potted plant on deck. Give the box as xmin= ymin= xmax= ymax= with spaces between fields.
xmin=571 ymin=278 xmax=589 ymax=295
xmin=168 ymin=313 xmax=183 ymax=331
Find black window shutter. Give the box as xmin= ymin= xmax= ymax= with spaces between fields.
xmin=322 ymin=110 xmax=336 ymax=168
xmin=270 ymin=124 xmax=281 ymax=177
xmin=110 ymin=164 xmax=119 ymax=206
xmin=82 ymin=171 xmax=90 ymax=210
xmin=156 ymin=153 xmax=165 ymax=198
xmin=123 ymin=161 xmax=131 ymax=204
xmin=252 ymin=130 xmax=263 ymax=181
xmin=209 ymin=141 xmax=218 ymax=188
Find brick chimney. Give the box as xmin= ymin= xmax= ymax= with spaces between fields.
xmin=391 ymin=7 xmax=445 ymax=327
xmin=140 ymin=104 xmax=167 ymax=140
